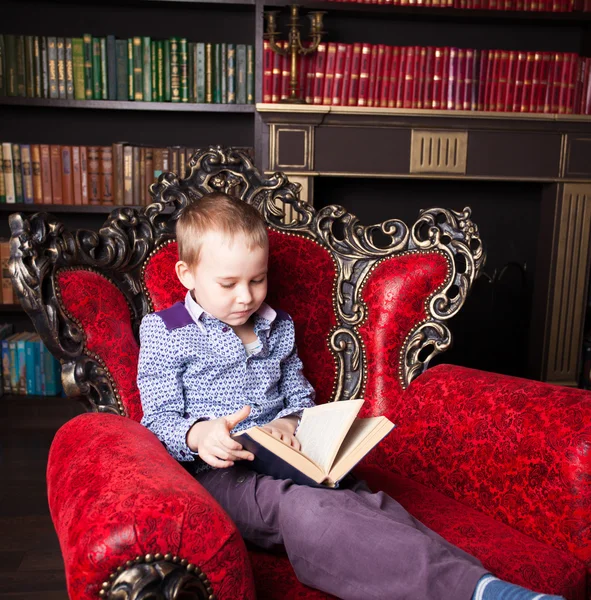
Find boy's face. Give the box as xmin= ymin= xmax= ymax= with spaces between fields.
xmin=176 ymin=229 xmax=268 ymax=327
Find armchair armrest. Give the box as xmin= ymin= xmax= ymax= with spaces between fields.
xmin=369 ymin=364 xmax=591 ymax=565
xmin=48 ymin=413 xmax=255 ymax=600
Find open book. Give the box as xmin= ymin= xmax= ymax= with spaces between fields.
xmin=232 ymin=400 xmax=395 ymax=488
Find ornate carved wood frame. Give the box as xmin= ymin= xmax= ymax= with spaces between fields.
xmin=9 ymin=146 xmax=485 ymax=417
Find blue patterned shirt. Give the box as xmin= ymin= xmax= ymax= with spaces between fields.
xmin=137 ymin=291 xmax=316 ymax=465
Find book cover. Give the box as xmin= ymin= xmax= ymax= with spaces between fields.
xmin=379 ymin=45 xmax=393 ymax=108
xmin=33 ymin=36 xmax=42 ymax=98
xmin=114 ymin=40 xmax=128 ymax=101
xmin=106 ymin=34 xmax=117 ymax=102
xmin=72 ymin=38 xmax=86 ymax=100
xmin=347 ymin=43 xmax=362 ymax=106
xmin=49 ymin=145 xmax=63 ymax=204
xmin=4 ymin=35 xmax=17 ymax=97
xmin=227 ymin=43 xmax=236 ymax=104
xmin=15 ymin=35 xmax=26 ymax=97
xmin=82 ymin=34 xmax=93 ymax=100
xmin=80 ymin=145 xmax=89 ymax=205
xmin=92 ymin=37 xmax=103 ymax=100
xmin=415 ymin=46 xmax=427 ymax=109
xmin=2 ymin=143 xmax=15 ymax=204
xmin=219 ymin=42 xmax=228 ymax=104
xmin=12 ymin=144 xmax=23 ymax=203
xmin=87 ymin=146 xmax=101 ymax=205
xmin=323 ymin=42 xmax=338 ymax=105
xmin=0 ymin=240 xmax=13 ymax=304
xmin=57 ymin=37 xmax=66 ymax=99
xmin=366 ymin=44 xmax=381 ymax=107
xmin=246 ymin=45 xmax=254 ymax=104
xmin=133 ymin=37 xmax=143 ymax=101
xmin=40 ymin=36 xmax=49 ymax=99
xmin=20 ymin=144 xmax=34 ymax=204
xmin=236 ymin=44 xmax=247 ymax=104
xmin=71 ymin=145 xmax=82 ymax=206
xmin=1 ymin=334 xmax=14 ymax=394
xmin=332 ymin=43 xmax=348 ymax=105
xmin=25 ymin=35 xmax=35 ymax=98
xmin=387 ymin=46 xmax=401 ymax=108
xmin=313 ymin=42 xmax=327 ymax=105
xmin=39 ymin=144 xmax=52 ymax=204
xmin=357 ymin=43 xmax=372 ymax=107
xmin=157 ymin=41 xmax=165 ymax=102
xmin=47 ymin=36 xmax=59 ymax=99
xmin=65 ymin=37 xmax=74 ymax=99
xmin=61 ymin=146 xmax=73 ymax=205
xmin=99 ymin=146 xmax=114 ymax=205
xmin=142 ymin=36 xmax=152 ymax=103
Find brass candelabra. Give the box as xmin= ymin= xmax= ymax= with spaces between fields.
xmin=264 ymin=5 xmax=326 ymax=103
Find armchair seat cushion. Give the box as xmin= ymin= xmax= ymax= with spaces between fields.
xmin=356 ymin=466 xmax=587 ymax=600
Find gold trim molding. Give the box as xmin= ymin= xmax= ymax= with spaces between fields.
xmin=410 ymin=130 xmax=468 ymax=174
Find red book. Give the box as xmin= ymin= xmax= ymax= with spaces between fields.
xmin=537 ymin=52 xmax=552 ymax=113
xmin=503 ymin=51 xmax=517 ymax=112
xmin=87 ymin=146 xmax=101 ymax=205
xmin=495 ymin=50 xmax=510 ymax=112
xmin=431 ymin=47 xmax=444 ymax=110
xmin=99 ymin=146 xmax=114 ymax=205
xmin=340 ymin=45 xmax=353 ymax=106
xmin=520 ymin=52 xmax=534 ymax=112
xmin=262 ymin=40 xmax=273 ymax=103
xmin=61 ymin=146 xmax=73 ymax=205
xmin=422 ymin=47 xmax=435 ymax=110
xmin=395 ymin=46 xmax=409 ymax=108
xmin=454 ymin=48 xmax=465 ymax=110
xmin=527 ymin=51 xmax=541 ymax=113
xmin=271 ymin=46 xmax=282 ymax=103
xmin=71 ymin=145 xmax=82 ymax=205
xmin=584 ymin=59 xmax=591 ymax=115
xmin=313 ymin=42 xmax=327 ymax=105
xmin=511 ymin=51 xmax=526 ymax=112
xmin=573 ymin=57 xmax=587 ymax=114
xmin=416 ymin=46 xmax=427 ymax=109
xmin=39 ymin=144 xmax=52 ymax=204
xmin=322 ymin=42 xmax=337 ymax=105
xmin=357 ymin=43 xmax=372 ymax=106
xmin=379 ymin=45 xmax=393 ymax=108
xmin=367 ymin=44 xmax=382 ymax=107
xmin=305 ymin=51 xmax=316 ymax=104
xmin=439 ymin=47 xmax=450 ymax=110
xmin=80 ymin=146 xmax=89 ymax=205
xmin=297 ymin=50 xmax=307 ymax=104
xmin=403 ymin=46 xmax=417 ymax=109
xmin=280 ymin=43 xmax=290 ymax=101
xmin=470 ymin=49 xmax=480 ymax=111
xmin=462 ymin=49 xmax=474 ymax=111
xmin=347 ymin=43 xmax=362 ymax=106
xmin=486 ymin=50 xmax=501 ymax=112
xmin=551 ymin=52 xmax=565 ymax=113
xmin=559 ymin=52 xmax=577 ymax=113
xmin=477 ymin=50 xmax=489 ymax=111
xmin=49 ymin=145 xmax=63 ymax=204
xmin=332 ymin=43 xmax=348 ymax=105
xmin=387 ymin=46 xmax=401 ymax=108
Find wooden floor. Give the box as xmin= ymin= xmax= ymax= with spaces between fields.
xmin=0 ymin=394 xmax=83 ymax=599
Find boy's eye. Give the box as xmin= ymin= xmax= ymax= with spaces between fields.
xmin=220 ymin=283 xmax=235 ymax=289
xmin=252 ymin=278 xmax=265 ymax=284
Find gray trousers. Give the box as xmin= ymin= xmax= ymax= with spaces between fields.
xmin=195 ymin=465 xmax=487 ymax=600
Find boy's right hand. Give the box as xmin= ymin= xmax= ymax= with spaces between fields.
xmin=186 ymin=405 xmax=255 ymax=469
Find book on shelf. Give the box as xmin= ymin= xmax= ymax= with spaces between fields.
xmin=0 ymin=33 xmax=254 ymax=105
xmin=233 ymin=399 xmax=395 ymax=488
xmin=322 ymin=0 xmax=590 ymax=10
xmin=0 ymin=240 xmax=13 ymax=304
xmin=264 ymin=41 xmax=591 ymax=115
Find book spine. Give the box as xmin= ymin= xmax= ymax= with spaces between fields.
xmin=271 ymin=44 xmax=281 ymax=103
xmin=47 ymin=36 xmax=59 ymax=99
xmin=0 ymin=144 xmax=5 ymax=203
xmin=87 ymin=146 xmax=100 ymax=205
xmin=415 ymin=46 xmax=427 ymax=109
xmin=0 ymin=241 xmax=13 ymax=304
xmin=100 ymin=145 xmax=114 ymax=204
xmin=332 ymin=43 xmax=348 ymax=105
xmin=0 ymin=35 xmax=5 ymax=96
xmin=55 ymin=37 xmax=65 ymax=99
xmin=25 ymin=35 xmax=35 ymax=97
xmin=49 ymin=145 xmax=62 ymax=203
xmin=262 ymin=40 xmax=273 ymax=103
xmin=145 ymin=146 xmax=154 ymax=205
xmin=92 ymin=37 xmax=102 ymax=100
xmin=132 ymin=146 xmax=140 ymax=205
xmin=323 ymin=42 xmax=338 ymax=105
xmin=72 ymin=38 xmax=85 ymax=100
xmin=17 ymin=337 xmax=28 ymax=395
xmin=80 ymin=146 xmax=89 ymax=205
xmin=227 ymin=43 xmax=236 ymax=104
xmin=396 ymin=46 xmax=409 ymax=109
xmin=358 ymin=43 xmax=372 ymax=107
xmin=127 ymin=38 xmax=134 ymax=100
xmin=163 ymin=40 xmax=171 ymax=102
xmin=1 ymin=339 xmax=11 ymax=393
xmin=20 ymin=144 xmax=34 ymax=204
xmin=12 ymin=144 xmax=23 ymax=203
xmin=139 ymin=147 xmax=146 ymax=205
xmin=2 ymin=143 xmax=15 ymax=203
xmin=495 ymin=50 xmax=509 ymax=112
xmin=170 ymin=37 xmax=180 ymax=102
xmin=83 ymin=34 xmax=93 ymax=100
xmin=512 ymin=51 xmax=526 ymax=112
xmin=41 ymin=344 xmax=59 ymax=396
xmin=25 ymin=338 xmax=36 ymax=395
xmin=15 ymin=35 xmax=26 ymax=97
xmin=247 ymin=45 xmax=254 ymax=104
xmin=280 ymin=43 xmax=290 ymax=101
xmin=8 ymin=337 xmax=19 ymax=393
xmin=181 ymin=38 xmax=189 ymax=102
xmin=39 ymin=144 xmax=52 ymax=204
xmin=219 ymin=42 xmax=227 ymax=103
xmin=143 ymin=36 xmax=152 ymax=102
xmin=34 ymin=338 xmax=43 ymax=396
xmin=123 ymin=145 xmax=133 ymax=205
xmin=387 ymin=46 xmax=401 ymax=108
xmin=366 ymin=44 xmax=380 ymax=107
xmin=99 ymin=38 xmax=108 ymax=98
xmin=196 ymin=43 xmax=206 ymax=103
xmin=112 ymin=142 xmax=124 ymax=205
xmin=132 ymin=37 xmax=143 ymax=101
xmin=313 ymin=42 xmax=327 ymax=105
xmin=205 ymin=43 xmax=213 ymax=103
xmin=33 ymin=36 xmax=42 ymax=98
xmin=65 ymin=38 xmax=74 ymax=99
xmin=340 ymin=45 xmax=354 ymax=107
xmin=157 ymin=41 xmax=165 ymax=102
xmin=4 ymin=35 xmax=17 ymax=97
xmin=236 ymin=44 xmax=247 ymax=104
xmin=115 ymin=40 xmax=128 ymax=101
xmin=107 ymin=35 xmax=117 ymax=101
xmin=187 ymin=42 xmax=195 ymax=103
xmin=71 ymin=145 xmax=82 ymax=205
xmin=61 ymin=145 xmax=73 ymax=205
xmin=40 ymin=36 xmax=49 ymax=98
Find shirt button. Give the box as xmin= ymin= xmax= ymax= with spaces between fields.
xmin=222 ymin=326 xmax=229 ymax=333
xmin=236 ymin=475 xmax=246 ymax=484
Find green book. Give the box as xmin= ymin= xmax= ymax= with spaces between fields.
xmin=12 ymin=143 xmax=23 ymax=203
xmin=179 ymin=38 xmax=188 ymax=103
xmin=196 ymin=42 xmax=205 ymax=103
xmin=127 ymin=38 xmax=134 ymax=100
xmin=156 ymin=41 xmax=164 ymax=102
xmin=15 ymin=35 xmax=26 ymax=97
xmin=163 ymin=39 xmax=171 ymax=102
xmin=115 ymin=39 xmax=128 ymax=101
xmin=47 ymin=36 xmax=58 ymax=99
xmin=188 ymin=42 xmax=195 ymax=103
xmin=227 ymin=43 xmax=236 ymax=104
xmin=100 ymin=37 xmax=108 ymax=100
xmin=132 ymin=37 xmax=143 ymax=101
xmin=205 ymin=43 xmax=213 ymax=103
xmin=213 ymin=43 xmax=222 ymax=104
xmin=92 ymin=37 xmax=102 ymax=100
xmin=56 ymin=37 xmax=66 ymax=99
xmin=220 ymin=42 xmax=227 ymax=104
xmin=82 ymin=34 xmax=93 ymax=100
xmin=33 ymin=36 xmax=42 ymax=98
xmin=170 ymin=37 xmax=180 ymax=102
xmin=106 ymin=35 xmax=117 ymax=101
xmin=236 ymin=44 xmax=247 ymax=104
xmin=246 ymin=44 xmax=254 ymax=104
xmin=0 ymin=35 xmax=4 ymax=96
xmin=4 ymin=35 xmax=16 ymax=96
xmin=65 ymin=38 xmax=74 ymax=99
xmin=24 ymin=35 xmax=35 ymax=97
xmin=142 ymin=36 xmax=152 ymax=102
xmin=40 ymin=36 xmax=49 ymax=98
xmin=72 ymin=38 xmax=85 ymax=100
xmin=151 ymin=40 xmax=157 ymax=102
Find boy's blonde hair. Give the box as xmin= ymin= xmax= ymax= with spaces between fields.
xmin=176 ymin=192 xmax=268 ymax=266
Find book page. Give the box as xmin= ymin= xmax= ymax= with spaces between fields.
xmin=296 ymin=399 xmax=364 ymax=475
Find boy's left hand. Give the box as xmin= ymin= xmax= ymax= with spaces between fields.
xmin=261 ymin=416 xmax=300 ymax=451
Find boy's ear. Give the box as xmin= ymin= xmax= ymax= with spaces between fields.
xmin=175 ymin=260 xmax=195 ymax=291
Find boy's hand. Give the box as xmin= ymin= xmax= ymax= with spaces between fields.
xmin=261 ymin=415 xmax=301 ymax=451
xmin=187 ymin=405 xmax=255 ymax=469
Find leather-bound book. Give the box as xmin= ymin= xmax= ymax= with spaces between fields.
xmin=30 ymin=144 xmax=42 ymax=204
xmin=378 ymin=45 xmax=393 ymax=108
xmin=502 ymin=50 xmax=517 ymax=112
xmin=49 ymin=144 xmax=63 ymax=204
xmin=340 ymin=44 xmax=353 ymax=106
xmin=71 ymin=145 xmax=82 ymax=206
xmin=39 ymin=145 xmax=52 ymax=204
xmin=415 ymin=46 xmax=427 ymax=109
xmin=431 ymin=47 xmax=444 ymax=109
xmin=313 ymin=42 xmax=327 ymax=105
xmin=80 ymin=146 xmax=89 ymax=205
xmin=403 ymin=45 xmax=417 ymax=109
xmin=60 ymin=146 xmax=73 ymax=205
xmin=511 ymin=51 xmax=526 ymax=112
xmin=463 ymin=48 xmax=474 ymax=111
xmin=332 ymin=43 xmax=348 ymax=105
xmin=454 ymin=48 xmax=466 ymax=110
xmin=86 ymin=146 xmax=100 ymax=205
xmin=357 ymin=43 xmax=372 ymax=106
xmin=394 ymin=46 xmax=408 ymax=108
xmin=347 ymin=43 xmax=362 ymax=106
xmin=322 ymin=42 xmax=337 ymax=105
xmin=367 ymin=44 xmax=381 ymax=107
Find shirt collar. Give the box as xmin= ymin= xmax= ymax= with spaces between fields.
xmin=184 ymin=290 xmax=277 ymax=331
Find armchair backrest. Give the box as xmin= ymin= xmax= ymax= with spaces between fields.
xmin=9 ymin=147 xmax=484 ymax=422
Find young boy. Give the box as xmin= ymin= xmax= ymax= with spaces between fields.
xmin=137 ymin=192 xmax=564 ymax=600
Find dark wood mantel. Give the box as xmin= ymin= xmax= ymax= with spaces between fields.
xmin=257 ymin=104 xmax=591 ymax=386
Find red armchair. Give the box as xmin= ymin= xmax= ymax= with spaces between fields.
xmin=9 ymin=147 xmax=591 ymax=600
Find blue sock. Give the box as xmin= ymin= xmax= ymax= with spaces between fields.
xmin=472 ymin=575 xmax=565 ymax=600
